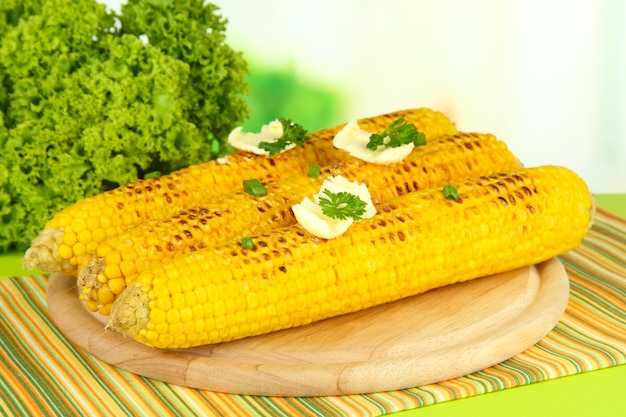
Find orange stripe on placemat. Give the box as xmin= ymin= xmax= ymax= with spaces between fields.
xmin=0 ymin=207 xmax=624 ymax=417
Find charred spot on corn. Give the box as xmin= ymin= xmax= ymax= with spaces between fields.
xmin=243 ymin=178 xmax=267 ymax=197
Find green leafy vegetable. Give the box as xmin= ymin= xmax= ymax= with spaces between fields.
xmin=366 ymin=117 xmax=426 ymax=151
xmin=318 ymin=189 xmax=367 ymax=221
xmin=0 ymin=0 xmax=249 ymax=252
xmin=443 ymin=184 xmax=459 ymax=201
xmin=258 ymin=117 xmax=309 ymax=156
xmin=243 ymin=179 xmax=267 ymax=197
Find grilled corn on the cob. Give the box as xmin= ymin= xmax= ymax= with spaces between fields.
xmin=23 ymin=108 xmax=457 ymax=275
xmin=78 ymin=132 xmax=520 ymax=315
xmin=108 ymin=165 xmax=594 ymax=349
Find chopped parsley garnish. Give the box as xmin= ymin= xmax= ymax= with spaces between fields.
xmin=243 ymin=178 xmax=267 ymax=197
xmin=241 ymin=236 xmax=254 ymax=250
xmin=308 ymin=163 xmax=321 ymax=178
xmin=318 ymin=189 xmax=367 ymax=221
xmin=258 ymin=117 xmax=310 ymax=156
xmin=443 ymin=184 xmax=459 ymax=201
xmin=366 ymin=117 xmax=426 ymax=151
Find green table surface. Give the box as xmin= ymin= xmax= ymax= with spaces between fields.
xmin=1 ymin=194 xmax=624 ymax=416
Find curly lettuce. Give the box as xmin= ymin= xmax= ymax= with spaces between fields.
xmin=0 ymin=0 xmax=249 ymax=252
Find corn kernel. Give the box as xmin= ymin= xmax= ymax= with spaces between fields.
xmin=202 ymin=302 xmax=214 ymax=318
xmin=180 ymin=307 xmax=193 ymax=323
xmin=73 ymin=242 xmax=86 ymax=257
xmin=169 ymin=322 xmax=183 ymax=336
xmin=77 ymin=229 xmax=92 ymax=244
xmin=108 ymin=278 xmax=126 ymax=295
xmin=158 ymin=333 xmax=174 ymax=346
xmin=98 ymin=304 xmax=112 ymax=316
xmin=171 ymin=293 xmax=185 ymax=310
xmin=85 ymin=300 xmax=99 ymax=312
xmin=96 ymin=287 xmax=114 ymax=305
xmin=155 ymin=296 xmax=171 ymax=312
xmin=58 ymin=244 xmax=73 ymax=260
xmin=104 ymin=263 xmax=122 ymax=279
xmin=246 ymin=293 xmax=259 ymax=309
xmin=184 ymin=291 xmax=197 ymax=307
xmin=166 ymin=279 xmax=182 ymax=295
xmin=193 ymin=287 xmax=207 ymax=304
xmin=192 ymin=305 xmax=204 ymax=321
xmin=119 ymin=260 xmax=137 ymax=277
xmin=166 ymin=309 xmax=180 ymax=324
xmin=155 ymin=322 xmax=168 ymax=335
xmin=213 ymin=300 xmax=226 ymax=317
xmin=151 ymin=282 xmax=169 ymax=298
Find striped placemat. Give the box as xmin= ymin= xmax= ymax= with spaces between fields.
xmin=1 ymin=207 xmax=625 ymax=416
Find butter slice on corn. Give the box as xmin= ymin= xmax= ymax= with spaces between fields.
xmin=333 ymin=119 xmax=414 ymax=164
xmin=227 ymin=119 xmax=287 ymax=155
xmin=292 ymin=175 xmax=376 ymax=239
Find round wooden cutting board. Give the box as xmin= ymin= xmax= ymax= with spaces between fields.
xmin=47 ymin=258 xmax=569 ymax=397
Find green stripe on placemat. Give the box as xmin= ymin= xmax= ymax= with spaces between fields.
xmin=0 ymin=208 xmax=624 ymax=416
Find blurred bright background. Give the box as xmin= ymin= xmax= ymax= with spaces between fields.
xmin=105 ymin=0 xmax=626 ymax=193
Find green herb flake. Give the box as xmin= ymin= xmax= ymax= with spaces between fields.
xmin=241 ymin=236 xmax=254 ymax=250
xmin=308 ymin=164 xmax=321 ymax=178
xmin=318 ymin=189 xmax=367 ymax=221
xmin=443 ymin=184 xmax=459 ymax=201
xmin=366 ymin=117 xmax=426 ymax=151
xmin=243 ymin=178 xmax=267 ymax=197
xmin=258 ymin=117 xmax=309 ymax=156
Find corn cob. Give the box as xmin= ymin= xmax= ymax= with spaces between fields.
xmin=78 ymin=132 xmax=521 ymax=315
xmin=23 ymin=108 xmax=457 ymax=275
xmin=108 ymin=165 xmax=594 ymax=349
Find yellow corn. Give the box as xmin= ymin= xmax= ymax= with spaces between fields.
xmin=23 ymin=108 xmax=457 ymax=275
xmin=78 ymin=132 xmax=521 ymax=315
xmin=108 ymin=165 xmax=594 ymax=349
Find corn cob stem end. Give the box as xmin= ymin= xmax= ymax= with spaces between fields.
xmin=23 ymin=228 xmax=68 ymax=273
xmin=107 ymin=285 xmax=149 ymax=338
xmin=77 ymin=259 xmax=104 ymax=302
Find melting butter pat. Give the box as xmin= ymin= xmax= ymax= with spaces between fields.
xmin=333 ymin=119 xmax=414 ymax=164
xmin=292 ymin=176 xmax=376 ymax=239
xmin=227 ymin=120 xmax=290 ymax=155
